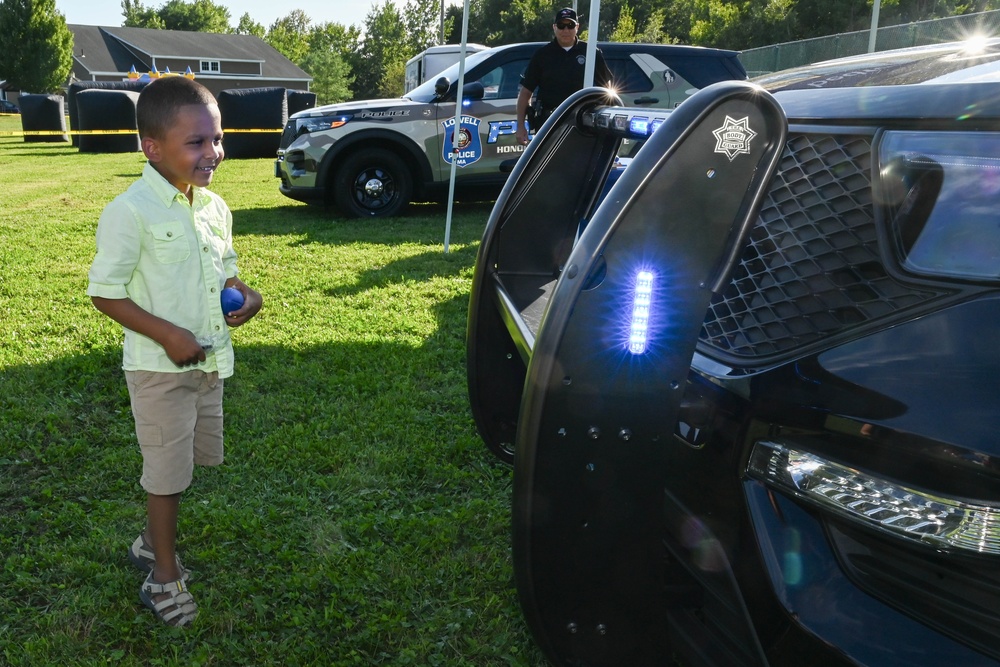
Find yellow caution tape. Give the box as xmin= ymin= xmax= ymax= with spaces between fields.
xmin=0 ymin=128 xmax=282 ymax=137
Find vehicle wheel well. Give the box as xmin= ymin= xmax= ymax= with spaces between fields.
xmin=321 ymin=139 xmax=425 ymax=205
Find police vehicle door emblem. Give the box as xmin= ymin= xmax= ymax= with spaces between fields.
xmin=442 ymin=115 xmax=483 ymax=167
xmin=711 ymin=115 xmax=757 ymax=161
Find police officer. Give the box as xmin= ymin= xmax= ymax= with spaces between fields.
xmin=515 ymin=7 xmax=613 ymax=145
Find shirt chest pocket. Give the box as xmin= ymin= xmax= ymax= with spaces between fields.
xmin=149 ymin=221 xmax=190 ymax=264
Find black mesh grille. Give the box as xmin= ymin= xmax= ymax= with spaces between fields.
xmin=699 ymin=132 xmax=951 ymax=362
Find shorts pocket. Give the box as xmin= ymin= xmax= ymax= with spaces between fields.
xmin=135 ymin=422 xmax=163 ymax=448
xmin=149 ymin=221 xmax=190 ymax=264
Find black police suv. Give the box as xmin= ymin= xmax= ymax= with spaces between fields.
xmin=466 ymin=39 xmax=1000 ymax=667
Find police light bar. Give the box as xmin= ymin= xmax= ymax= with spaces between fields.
xmin=582 ymin=106 xmax=673 ymax=139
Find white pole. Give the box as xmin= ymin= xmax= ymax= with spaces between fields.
xmin=443 ymin=0 xmax=471 ymax=254
xmin=868 ymin=0 xmax=881 ymax=52
xmin=584 ymin=0 xmax=601 ymax=86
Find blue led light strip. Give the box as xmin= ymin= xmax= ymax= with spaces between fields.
xmin=629 ymin=270 xmax=654 ymax=354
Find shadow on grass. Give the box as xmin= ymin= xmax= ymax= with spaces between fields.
xmin=232 ymin=200 xmax=495 ymax=248
xmin=324 ymin=244 xmax=480 ymax=298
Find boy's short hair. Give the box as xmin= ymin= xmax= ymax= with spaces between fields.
xmin=136 ymin=76 xmax=218 ymax=140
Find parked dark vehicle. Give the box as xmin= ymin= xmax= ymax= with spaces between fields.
xmin=274 ymin=41 xmax=746 ymax=217
xmin=466 ymin=39 xmax=1000 ymax=666
xmin=0 ymin=100 xmax=19 ymax=113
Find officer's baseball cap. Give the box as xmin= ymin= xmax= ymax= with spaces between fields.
xmin=554 ymin=8 xmax=578 ymax=24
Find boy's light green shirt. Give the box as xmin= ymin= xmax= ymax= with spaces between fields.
xmin=88 ymin=163 xmax=238 ymax=377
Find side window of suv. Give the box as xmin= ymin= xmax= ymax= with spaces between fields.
xmin=478 ymin=59 xmax=530 ymax=100
xmin=606 ymin=58 xmax=654 ymax=94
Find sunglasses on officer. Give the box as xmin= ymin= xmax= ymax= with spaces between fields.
xmin=555 ymin=22 xmax=576 ymax=30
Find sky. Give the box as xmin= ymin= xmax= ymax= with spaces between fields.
xmin=56 ymin=0 xmax=462 ymax=33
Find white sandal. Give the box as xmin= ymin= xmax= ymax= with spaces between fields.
xmin=140 ymin=571 xmax=198 ymax=627
xmin=128 ymin=534 xmax=190 ymax=581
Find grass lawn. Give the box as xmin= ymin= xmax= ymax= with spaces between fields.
xmin=0 ymin=114 xmax=546 ymax=666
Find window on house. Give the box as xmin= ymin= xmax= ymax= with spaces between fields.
xmin=200 ymin=60 xmax=221 ymax=73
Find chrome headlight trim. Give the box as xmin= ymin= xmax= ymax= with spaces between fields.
xmin=748 ymin=439 xmax=1000 ymax=555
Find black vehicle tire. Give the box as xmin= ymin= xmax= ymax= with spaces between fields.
xmin=332 ymin=148 xmax=413 ymax=218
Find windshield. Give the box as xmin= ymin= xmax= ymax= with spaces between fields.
xmin=404 ymin=49 xmax=500 ymax=103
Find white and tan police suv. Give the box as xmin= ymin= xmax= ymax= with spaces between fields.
xmin=275 ymin=42 xmax=747 ymax=217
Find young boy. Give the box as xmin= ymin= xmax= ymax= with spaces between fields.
xmin=87 ymin=76 xmax=262 ymax=627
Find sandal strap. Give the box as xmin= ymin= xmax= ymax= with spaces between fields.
xmin=142 ymin=577 xmax=187 ymax=596
xmin=141 ymin=574 xmax=198 ymax=627
xmin=130 ymin=534 xmax=191 ymax=582
xmin=131 ymin=534 xmax=155 ymax=562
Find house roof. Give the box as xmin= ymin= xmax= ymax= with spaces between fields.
xmin=68 ymin=25 xmax=310 ymax=82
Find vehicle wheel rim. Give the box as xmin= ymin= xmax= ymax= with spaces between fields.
xmin=351 ymin=167 xmax=396 ymax=211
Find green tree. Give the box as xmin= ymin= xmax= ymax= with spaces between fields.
xmin=402 ymin=0 xmax=446 ymax=53
xmin=688 ymin=0 xmax=798 ymax=49
xmin=234 ymin=12 xmax=264 ymax=37
xmin=353 ymin=1 xmax=409 ymax=99
xmin=157 ymin=0 xmax=231 ymax=32
xmin=122 ymin=0 xmax=164 ymax=28
xmin=266 ymin=9 xmax=311 ymax=64
xmin=0 ymin=0 xmax=74 ymax=93
xmin=300 ymin=22 xmax=358 ymax=104
xmin=637 ymin=8 xmax=672 ymax=43
xmin=610 ymin=3 xmax=639 ymax=41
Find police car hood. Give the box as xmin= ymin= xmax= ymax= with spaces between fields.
xmin=290 ymin=97 xmax=422 ymax=119
xmin=757 ymin=38 xmax=1000 ymax=122
xmin=754 ymin=38 xmax=1000 ymax=92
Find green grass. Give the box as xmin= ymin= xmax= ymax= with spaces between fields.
xmin=0 ymin=116 xmax=546 ymax=666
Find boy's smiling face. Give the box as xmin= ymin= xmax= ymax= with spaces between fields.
xmin=142 ymin=103 xmax=224 ymax=198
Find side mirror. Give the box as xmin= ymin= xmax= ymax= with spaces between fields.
xmin=434 ymin=76 xmax=451 ymax=97
xmin=462 ymin=81 xmax=485 ymax=101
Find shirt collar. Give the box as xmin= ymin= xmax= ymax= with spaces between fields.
xmin=142 ymin=162 xmax=207 ymax=207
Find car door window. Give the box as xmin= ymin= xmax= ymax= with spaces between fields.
xmin=477 ymin=59 xmax=530 ymax=100
xmin=607 ymin=58 xmax=653 ymax=93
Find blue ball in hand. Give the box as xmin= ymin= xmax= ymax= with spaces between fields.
xmin=221 ymin=286 xmax=245 ymax=315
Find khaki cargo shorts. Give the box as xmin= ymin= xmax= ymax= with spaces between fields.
xmin=125 ymin=370 xmax=224 ymax=495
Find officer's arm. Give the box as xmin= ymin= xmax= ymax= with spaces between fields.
xmin=516 ymin=86 xmax=533 ymax=143
xmin=516 ymin=86 xmax=532 ymax=130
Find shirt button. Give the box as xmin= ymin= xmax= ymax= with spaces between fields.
xmin=203 ymin=246 xmax=209 ymax=252
xmin=166 ymin=232 xmax=173 ymax=237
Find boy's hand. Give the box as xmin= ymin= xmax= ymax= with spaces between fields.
xmin=93 ymin=296 xmax=206 ymax=367
xmin=163 ymin=327 xmax=207 ymax=367
xmin=223 ymin=279 xmax=262 ymax=328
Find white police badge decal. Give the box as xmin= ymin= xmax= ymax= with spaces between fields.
xmin=711 ymin=115 xmax=757 ymax=161
xmin=442 ymin=116 xmax=483 ymax=167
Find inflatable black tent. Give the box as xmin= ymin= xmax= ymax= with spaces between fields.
xmin=18 ymin=94 xmax=68 ymax=143
xmin=218 ymin=87 xmax=287 ymax=159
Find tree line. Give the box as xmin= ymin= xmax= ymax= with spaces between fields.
xmin=2 ymin=0 xmax=998 ymax=102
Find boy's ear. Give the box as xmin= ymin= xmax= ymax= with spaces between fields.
xmin=141 ymin=136 xmax=161 ymax=162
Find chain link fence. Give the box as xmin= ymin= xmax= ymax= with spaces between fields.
xmin=739 ymin=9 xmax=1000 ymax=75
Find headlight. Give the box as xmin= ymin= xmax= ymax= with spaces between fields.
xmin=293 ymin=114 xmax=353 ymax=137
xmin=748 ymin=439 xmax=1000 ymax=556
xmin=878 ymin=130 xmax=1000 ymax=283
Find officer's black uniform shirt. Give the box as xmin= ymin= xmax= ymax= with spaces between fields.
xmin=520 ymin=38 xmax=612 ymax=113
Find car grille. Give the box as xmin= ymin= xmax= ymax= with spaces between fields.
xmin=698 ymin=131 xmax=953 ymax=365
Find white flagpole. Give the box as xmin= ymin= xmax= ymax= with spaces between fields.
xmin=443 ymin=0 xmax=472 ymax=254
xmin=584 ymin=0 xmax=601 ymax=86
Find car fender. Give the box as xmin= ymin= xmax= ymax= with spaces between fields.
xmin=315 ymin=128 xmax=435 ymax=198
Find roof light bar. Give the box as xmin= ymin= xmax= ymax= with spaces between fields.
xmin=748 ymin=440 xmax=1000 ymax=556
